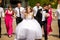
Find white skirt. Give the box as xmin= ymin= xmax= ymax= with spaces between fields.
xmin=15 ymin=19 xmax=42 ymax=40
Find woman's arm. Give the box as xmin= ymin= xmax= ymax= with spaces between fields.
xmin=50 ymin=8 xmax=54 ymax=19
xmin=51 ymin=9 xmax=55 ymax=19
xmin=5 ymin=10 xmax=8 ymax=16
xmin=13 ymin=12 xmax=17 ymax=18
xmin=13 ymin=9 xmax=17 ymax=18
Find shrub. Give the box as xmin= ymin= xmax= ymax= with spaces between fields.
xmin=28 ymin=0 xmax=58 ymax=8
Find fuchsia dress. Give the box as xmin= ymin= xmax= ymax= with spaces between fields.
xmin=5 ymin=10 xmax=14 ymax=35
xmin=47 ymin=8 xmax=52 ymax=35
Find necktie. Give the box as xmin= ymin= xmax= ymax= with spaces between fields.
xmin=19 ymin=8 xmax=21 ymax=17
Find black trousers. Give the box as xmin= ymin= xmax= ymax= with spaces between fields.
xmin=16 ymin=17 xmax=23 ymax=25
xmin=0 ymin=18 xmax=1 ymax=38
xmin=42 ymin=21 xmax=47 ymax=40
xmin=37 ymin=21 xmax=48 ymax=40
xmin=34 ymin=17 xmax=42 ymax=26
xmin=34 ymin=17 xmax=47 ymax=40
xmin=58 ymin=19 xmax=60 ymax=37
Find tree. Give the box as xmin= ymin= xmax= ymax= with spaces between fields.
xmin=28 ymin=0 xmax=57 ymax=8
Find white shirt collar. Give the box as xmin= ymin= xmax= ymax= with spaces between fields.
xmin=35 ymin=6 xmax=42 ymax=9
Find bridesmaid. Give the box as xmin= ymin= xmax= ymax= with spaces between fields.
xmin=5 ymin=5 xmax=14 ymax=38
xmin=47 ymin=4 xmax=53 ymax=35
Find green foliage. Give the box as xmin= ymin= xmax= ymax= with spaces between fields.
xmin=28 ymin=0 xmax=58 ymax=8
xmin=28 ymin=0 xmax=41 ymax=7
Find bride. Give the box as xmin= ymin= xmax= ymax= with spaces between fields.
xmin=14 ymin=6 xmax=42 ymax=40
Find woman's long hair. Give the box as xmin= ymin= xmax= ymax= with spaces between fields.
xmin=8 ymin=5 xmax=13 ymax=10
xmin=25 ymin=6 xmax=33 ymax=14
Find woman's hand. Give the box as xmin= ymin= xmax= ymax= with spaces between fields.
xmin=45 ymin=13 xmax=50 ymax=17
xmin=13 ymin=12 xmax=17 ymax=18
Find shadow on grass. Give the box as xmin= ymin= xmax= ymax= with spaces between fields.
xmin=1 ymin=33 xmax=15 ymax=36
xmin=42 ymin=34 xmax=59 ymax=38
xmin=1 ymin=33 xmax=59 ymax=38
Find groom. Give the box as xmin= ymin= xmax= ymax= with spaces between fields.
xmin=33 ymin=2 xmax=42 ymax=26
xmin=33 ymin=2 xmax=48 ymax=40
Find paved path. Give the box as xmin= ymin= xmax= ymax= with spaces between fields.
xmin=0 ymin=18 xmax=60 ymax=40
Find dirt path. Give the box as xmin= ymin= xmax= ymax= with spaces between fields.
xmin=0 ymin=18 xmax=60 ymax=40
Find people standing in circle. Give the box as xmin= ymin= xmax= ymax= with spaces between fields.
xmin=14 ymin=6 xmax=42 ymax=40
xmin=33 ymin=2 xmax=42 ymax=26
xmin=5 ymin=5 xmax=14 ymax=38
xmin=47 ymin=4 xmax=53 ymax=35
xmin=0 ymin=7 xmax=4 ymax=38
xmin=14 ymin=1 xmax=25 ymax=25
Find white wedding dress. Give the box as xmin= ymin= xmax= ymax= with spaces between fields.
xmin=14 ymin=13 xmax=42 ymax=40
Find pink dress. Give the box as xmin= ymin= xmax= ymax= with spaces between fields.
xmin=5 ymin=10 xmax=14 ymax=35
xmin=47 ymin=8 xmax=52 ymax=35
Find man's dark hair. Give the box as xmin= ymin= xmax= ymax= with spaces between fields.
xmin=43 ymin=4 xmax=48 ymax=7
xmin=48 ymin=3 xmax=51 ymax=5
xmin=36 ymin=2 xmax=40 ymax=4
xmin=17 ymin=1 xmax=22 ymax=4
xmin=58 ymin=0 xmax=60 ymax=1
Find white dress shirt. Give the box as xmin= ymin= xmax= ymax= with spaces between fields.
xmin=56 ymin=9 xmax=60 ymax=19
xmin=33 ymin=6 xmax=42 ymax=16
xmin=57 ymin=4 xmax=60 ymax=9
xmin=0 ymin=7 xmax=4 ymax=18
xmin=42 ymin=9 xmax=47 ymax=21
xmin=15 ymin=7 xmax=25 ymax=18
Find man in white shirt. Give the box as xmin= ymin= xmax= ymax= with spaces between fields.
xmin=42 ymin=4 xmax=49 ymax=40
xmin=33 ymin=2 xmax=42 ymax=27
xmin=15 ymin=1 xmax=25 ymax=24
xmin=33 ymin=2 xmax=42 ymax=17
xmin=0 ymin=7 xmax=4 ymax=38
